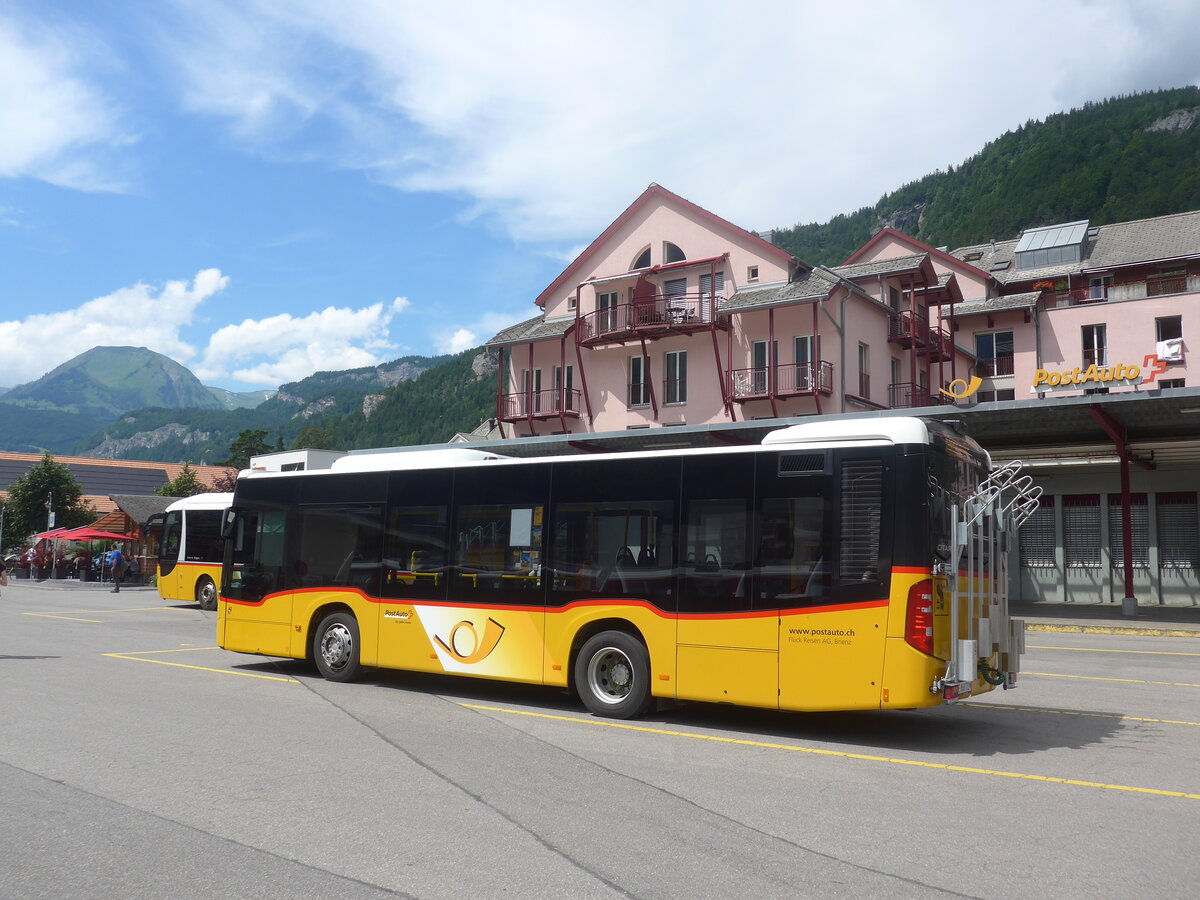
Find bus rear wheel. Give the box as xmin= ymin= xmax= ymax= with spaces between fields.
xmin=196 ymin=576 xmax=217 ymax=611
xmin=314 ymin=612 xmax=362 ymax=682
xmin=574 ymin=631 xmax=652 ymax=719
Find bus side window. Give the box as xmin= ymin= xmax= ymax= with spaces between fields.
xmin=290 ymin=503 xmax=383 ymax=594
xmin=382 ymin=505 xmax=448 ymax=599
xmin=755 ymin=496 xmax=830 ymax=606
xmin=550 ymin=501 xmax=675 ymax=598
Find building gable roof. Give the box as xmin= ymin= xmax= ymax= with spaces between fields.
xmin=842 ymin=227 xmax=993 ymax=283
xmin=533 ymin=184 xmax=795 ymax=308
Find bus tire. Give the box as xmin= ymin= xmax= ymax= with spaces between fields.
xmin=313 ymin=612 xmax=362 ymax=682
xmin=574 ymin=631 xmax=652 ymax=719
xmin=196 ymin=576 xmax=218 ymax=611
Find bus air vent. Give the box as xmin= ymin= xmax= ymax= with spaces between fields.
xmin=778 ymin=452 xmax=827 ymax=476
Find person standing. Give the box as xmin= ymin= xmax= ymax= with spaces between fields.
xmin=109 ymin=543 xmax=125 ymax=593
xmin=0 ymin=554 xmax=8 ymax=592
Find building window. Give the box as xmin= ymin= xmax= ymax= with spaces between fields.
xmin=747 ymin=265 xmax=759 ymax=282
xmin=975 ymin=331 xmax=1014 ymax=377
xmin=751 ymin=340 xmax=775 ymax=394
xmin=857 ymin=342 xmax=870 ymax=398
xmin=632 ymin=247 xmax=651 ymax=270
xmin=888 ymin=286 xmax=901 ymax=312
xmin=553 ymin=365 xmax=575 ymax=412
xmin=1063 ymin=495 xmax=1101 ymax=568
xmin=598 ymin=291 xmax=619 ymax=333
xmin=1019 ymin=496 xmax=1056 ymax=568
xmin=664 ymin=350 xmax=687 ymax=404
xmin=1087 ymin=275 xmax=1113 ymax=300
xmin=522 ymin=368 xmax=543 ymax=413
xmin=664 ymin=242 xmax=686 ymax=264
xmin=1082 ymin=324 xmax=1107 ymax=367
xmin=1159 ymin=378 xmax=1186 ymax=389
xmin=1156 ymin=315 xmax=1183 ymax=342
xmin=567 ymin=295 xmax=577 ymax=311
xmin=1158 ymin=492 xmax=1200 ymax=569
xmin=629 ymin=356 xmax=650 ymax=407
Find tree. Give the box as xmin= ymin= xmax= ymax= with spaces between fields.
xmin=216 ymin=429 xmax=272 ymax=470
xmin=3 ymin=453 xmax=94 ymax=552
xmin=155 ymin=463 xmax=208 ymax=498
xmin=293 ymin=425 xmax=337 ymax=450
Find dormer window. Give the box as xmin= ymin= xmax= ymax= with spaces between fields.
xmin=1014 ymin=220 xmax=1088 ymax=269
xmin=664 ymin=242 xmax=686 ymax=264
xmin=632 ymin=247 xmax=652 ymax=270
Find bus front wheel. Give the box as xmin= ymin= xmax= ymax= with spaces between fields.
xmin=314 ymin=612 xmax=362 ymax=682
xmin=574 ymin=631 xmax=652 ymax=719
xmin=196 ymin=576 xmax=217 ymax=611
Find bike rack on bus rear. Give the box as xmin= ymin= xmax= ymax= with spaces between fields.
xmin=936 ymin=461 xmax=1042 ymax=702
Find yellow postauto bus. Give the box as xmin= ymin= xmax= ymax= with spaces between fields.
xmin=157 ymin=492 xmax=233 ymax=610
xmin=218 ymin=418 xmax=1036 ymax=718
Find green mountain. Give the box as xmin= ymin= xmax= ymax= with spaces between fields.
xmin=75 ymin=353 xmax=457 ymax=461
xmin=767 ymin=87 xmax=1200 ymax=265
xmin=4 ymin=346 xmax=225 ymax=420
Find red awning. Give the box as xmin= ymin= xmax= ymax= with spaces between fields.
xmin=56 ymin=527 xmax=132 ymax=543
xmin=32 ymin=526 xmax=131 ymax=543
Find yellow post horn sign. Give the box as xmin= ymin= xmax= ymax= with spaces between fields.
xmin=938 ymin=376 xmax=982 ymax=400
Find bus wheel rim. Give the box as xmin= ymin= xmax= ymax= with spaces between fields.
xmin=320 ymin=623 xmax=353 ymax=670
xmin=199 ymin=581 xmax=216 ymax=606
xmin=587 ymin=647 xmax=633 ymax=704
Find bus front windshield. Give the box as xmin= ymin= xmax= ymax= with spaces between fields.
xmin=159 ymin=510 xmax=182 ymax=575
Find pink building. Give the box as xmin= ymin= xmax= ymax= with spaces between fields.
xmin=486 ymin=187 xmax=1200 ymax=608
xmin=487 ymin=184 xmax=973 ymax=437
xmin=488 ymin=186 xmax=1198 ymax=432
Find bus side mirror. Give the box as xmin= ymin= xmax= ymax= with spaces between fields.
xmin=221 ymin=508 xmax=238 ymax=539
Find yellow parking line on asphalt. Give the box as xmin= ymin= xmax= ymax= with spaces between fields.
xmin=104 ymin=647 xmax=298 ymax=682
xmin=23 ymin=613 xmax=105 ymax=623
xmin=1028 ymin=644 xmax=1200 ymax=657
xmin=461 ymin=704 xmax=1200 ymax=801
xmin=1025 ymin=671 xmax=1200 ymax=688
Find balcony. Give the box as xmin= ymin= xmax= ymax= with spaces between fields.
xmin=1047 ymin=274 xmax=1200 ymax=306
xmin=729 ymin=362 xmax=834 ymax=401
xmin=888 ymin=310 xmax=953 ymax=359
xmin=576 ymin=293 xmax=726 ymax=347
xmin=976 ymin=355 xmax=1015 ymax=378
xmin=888 ymin=382 xmax=953 ymax=409
xmin=500 ymin=388 xmax=582 ymax=422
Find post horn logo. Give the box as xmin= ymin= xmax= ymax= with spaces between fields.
xmin=434 ymin=617 xmax=506 ymax=664
xmin=938 ymin=376 xmax=982 ymax=400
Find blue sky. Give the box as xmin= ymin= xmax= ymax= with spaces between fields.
xmin=2 ymin=1 xmax=1199 ymax=392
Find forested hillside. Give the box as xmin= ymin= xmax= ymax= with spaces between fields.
xmin=768 ymin=87 xmax=1200 ymax=265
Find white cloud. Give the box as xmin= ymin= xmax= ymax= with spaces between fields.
xmin=195 ymin=302 xmax=402 ymax=386
xmin=392 ymin=296 xmax=410 ymax=313
xmin=0 ymin=11 xmax=131 ymax=191
xmin=0 ymin=269 xmax=226 ymax=387
xmin=163 ymin=0 xmax=1200 ymax=245
xmin=435 ymin=328 xmax=477 ymax=355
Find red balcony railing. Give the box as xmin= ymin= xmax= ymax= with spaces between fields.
xmin=976 ymin=355 xmax=1015 ymax=378
xmin=888 ymin=310 xmax=952 ymax=356
xmin=889 ymin=382 xmax=952 ymax=409
xmin=729 ymin=362 xmax=833 ymax=400
xmin=577 ymin=293 xmax=723 ymax=345
xmin=500 ymin=388 xmax=582 ymax=421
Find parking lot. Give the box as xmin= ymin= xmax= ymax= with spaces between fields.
xmin=2 ymin=581 xmax=1198 ymax=899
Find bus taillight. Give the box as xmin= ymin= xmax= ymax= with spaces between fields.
xmin=905 ymin=579 xmax=934 ymax=656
